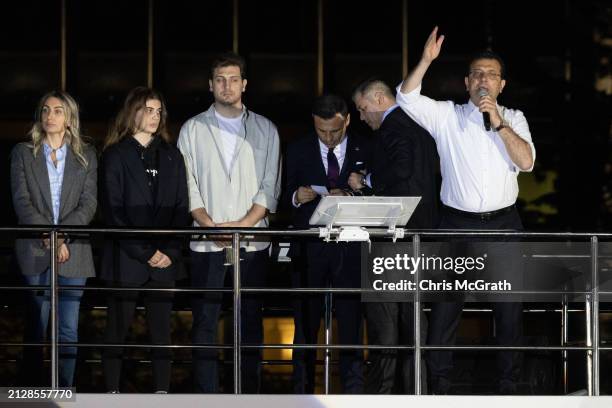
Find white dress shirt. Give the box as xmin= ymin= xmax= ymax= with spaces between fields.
xmin=319 ymin=136 xmax=347 ymax=173
xmin=292 ymin=135 xmax=348 ymax=207
xmin=396 ymin=83 xmax=536 ymax=213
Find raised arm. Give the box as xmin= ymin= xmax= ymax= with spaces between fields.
xmin=400 ymin=26 xmax=445 ymax=94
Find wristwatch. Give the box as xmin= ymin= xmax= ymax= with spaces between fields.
xmin=494 ymin=120 xmax=508 ymax=132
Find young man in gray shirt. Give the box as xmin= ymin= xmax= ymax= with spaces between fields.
xmin=178 ymin=52 xmax=281 ymax=393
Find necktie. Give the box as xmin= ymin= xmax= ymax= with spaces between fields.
xmin=327 ymin=149 xmax=340 ymax=189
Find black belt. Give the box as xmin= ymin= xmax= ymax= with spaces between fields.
xmin=443 ymin=204 xmax=516 ymax=221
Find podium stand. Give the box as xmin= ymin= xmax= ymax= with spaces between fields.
xmin=308 ymin=195 xmax=421 ymax=242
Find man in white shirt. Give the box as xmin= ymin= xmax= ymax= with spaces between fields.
xmin=396 ymin=27 xmax=535 ymax=394
xmin=177 ymin=52 xmax=281 ymax=393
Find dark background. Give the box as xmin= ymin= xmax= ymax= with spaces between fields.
xmin=0 ymin=0 xmax=610 ymax=230
xmin=0 ymin=0 xmax=610 ymax=395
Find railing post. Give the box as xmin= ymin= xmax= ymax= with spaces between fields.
xmin=324 ymin=289 xmax=332 ymax=394
xmin=232 ymin=232 xmax=241 ymax=394
xmin=413 ymin=233 xmax=421 ymax=395
xmin=591 ymin=236 xmax=599 ymax=395
xmin=585 ymin=279 xmax=593 ymax=395
xmin=561 ymin=293 xmax=568 ymax=394
xmin=50 ymin=230 xmax=59 ymax=389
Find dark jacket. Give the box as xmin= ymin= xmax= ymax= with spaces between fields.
xmin=368 ymin=106 xmax=440 ymax=229
xmin=284 ymin=132 xmax=372 ymax=229
xmin=100 ymin=137 xmax=190 ymax=284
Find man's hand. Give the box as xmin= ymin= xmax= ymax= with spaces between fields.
xmin=217 ymin=220 xmax=247 ymax=228
xmin=213 ymin=238 xmax=232 ymax=248
xmin=148 ymin=250 xmax=172 ymax=268
xmin=215 ymin=220 xmax=247 ymax=247
xmin=348 ymin=172 xmax=365 ymax=191
xmin=57 ymin=243 xmax=70 ymax=263
xmin=192 ymin=208 xmax=216 ymax=228
xmin=478 ymin=95 xmax=503 ymax=128
xmin=211 ymin=203 xmax=268 ymax=248
xmin=192 ymin=207 xmax=229 ymax=247
xmin=296 ymin=186 xmax=317 ymax=204
xmin=401 ymin=26 xmax=444 ymax=95
xmin=421 ymin=26 xmax=445 ymax=64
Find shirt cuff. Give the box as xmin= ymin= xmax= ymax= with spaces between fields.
xmin=292 ymin=191 xmax=302 ymax=208
xmin=188 ymin=193 xmax=206 ymax=213
xmin=253 ymin=191 xmax=279 ymax=213
xmin=365 ymin=173 xmax=372 ymax=189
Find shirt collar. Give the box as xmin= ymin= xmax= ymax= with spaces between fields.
xmin=466 ymin=99 xmax=480 ymax=116
xmin=319 ymin=133 xmax=348 ymax=155
xmin=43 ymin=143 xmax=67 ymax=160
xmin=207 ymin=103 xmax=248 ymax=120
xmin=382 ymin=104 xmax=399 ymax=123
xmin=214 ymin=107 xmax=245 ymax=122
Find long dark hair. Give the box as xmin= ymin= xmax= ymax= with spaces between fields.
xmin=104 ymin=87 xmax=171 ymax=150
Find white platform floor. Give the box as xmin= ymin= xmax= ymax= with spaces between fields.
xmin=50 ymin=394 xmax=612 ymax=408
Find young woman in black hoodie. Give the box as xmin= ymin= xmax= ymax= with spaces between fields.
xmin=100 ymin=87 xmax=190 ymax=393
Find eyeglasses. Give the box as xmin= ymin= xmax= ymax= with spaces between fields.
xmin=469 ymin=70 xmax=502 ymax=81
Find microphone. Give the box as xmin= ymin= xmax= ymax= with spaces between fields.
xmin=478 ymin=88 xmax=491 ymax=131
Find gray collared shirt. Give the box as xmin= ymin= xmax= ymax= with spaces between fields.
xmin=178 ymin=104 xmax=281 ymax=252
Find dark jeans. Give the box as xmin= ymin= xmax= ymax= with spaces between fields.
xmin=102 ymin=279 xmax=174 ymax=392
xmin=427 ymin=206 xmax=524 ymax=394
xmin=292 ymin=242 xmax=364 ymax=394
xmin=191 ymin=249 xmax=267 ymax=393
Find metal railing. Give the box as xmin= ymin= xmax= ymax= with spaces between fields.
xmin=0 ymin=226 xmax=611 ymax=395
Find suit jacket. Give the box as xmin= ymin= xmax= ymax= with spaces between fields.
xmin=284 ymin=132 xmax=372 ymax=229
xmin=368 ymin=107 xmax=440 ymax=229
xmin=100 ymin=137 xmax=190 ymax=284
xmin=10 ymin=143 xmax=97 ymax=278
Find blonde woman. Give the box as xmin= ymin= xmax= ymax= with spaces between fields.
xmin=10 ymin=91 xmax=97 ymax=387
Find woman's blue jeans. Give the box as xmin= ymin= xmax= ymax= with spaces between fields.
xmin=22 ymin=270 xmax=86 ymax=387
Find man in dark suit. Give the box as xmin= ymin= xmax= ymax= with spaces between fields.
xmin=285 ymin=95 xmax=369 ymax=393
xmin=349 ymin=78 xmax=439 ymax=228
xmin=349 ymin=78 xmax=440 ymax=394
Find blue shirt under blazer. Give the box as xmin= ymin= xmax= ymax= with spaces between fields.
xmin=10 ymin=143 xmax=98 ymax=278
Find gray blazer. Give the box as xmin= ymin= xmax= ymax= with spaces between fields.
xmin=10 ymin=142 xmax=97 ymax=278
